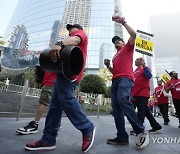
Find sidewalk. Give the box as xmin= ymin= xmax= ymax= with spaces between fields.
xmin=0 ymin=115 xmax=179 ymax=154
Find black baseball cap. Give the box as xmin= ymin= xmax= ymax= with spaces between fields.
xmin=112 ymin=36 xmax=124 ymax=44
xmin=169 ymin=71 xmax=177 ymax=77
xmin=66 ymin=24 xmax=83 ymax=30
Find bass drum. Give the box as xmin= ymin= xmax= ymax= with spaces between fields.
xmin=39 ymin=46 xmax=84 ymax=77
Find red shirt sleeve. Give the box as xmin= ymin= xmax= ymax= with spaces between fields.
xmin=70 ymin=30 xmax=86 ymax=44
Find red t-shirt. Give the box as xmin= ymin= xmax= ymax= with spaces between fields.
xmin=112 ymin=41 xmax=134 ymax=81
xmin=69 ymin=30 xmax=88 ymax=83
xmin=166 ymin=79 xmax=180 ymax=100
xmin=42 ymin=71 xmax=56 ymax=87
xmin=154 ymin=85 xmax=168 ymax=104
xmin=131 ymin=66 xmax=150 ymax=97
xmin=154 ymin=97 xmax=158 ymax=106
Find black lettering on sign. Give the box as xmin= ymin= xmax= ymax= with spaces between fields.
xmin=136 ymin=42 xmax=152 ymax=52
xmin=135 ymin=49 xmax=153 ymax=56
xmin=142 ymin=40 xmax=147 ymax=45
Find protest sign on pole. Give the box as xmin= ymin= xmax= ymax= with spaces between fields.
xmin=161 ymin=70 xmax=171 ymax=83
xmin=135 ymin=30 xmax=154 ymax=57
xmin=161 ymin=73 xmax=170 ymax=83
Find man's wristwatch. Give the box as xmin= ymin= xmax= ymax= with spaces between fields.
xmin=55 ymin=41 xmax=65 ymax=48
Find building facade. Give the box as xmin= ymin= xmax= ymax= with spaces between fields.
xmin=6 ymin=25 xmax=29 ymax=50
xmin=4 ymin=0 xmax=124 ymax=73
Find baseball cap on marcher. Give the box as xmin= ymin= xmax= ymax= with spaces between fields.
xmin=66 ymin=24 xmax=83 ymax=30
xmin=112 ymin=36 xmax=124 ymax=44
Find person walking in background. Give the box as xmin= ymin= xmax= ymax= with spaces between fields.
xmin=2 ymin=78 xmax=10 ymax=92
xmin=104 ymin=15 xmax=149 ymax=149
xmin=131 ymin=58 xmax=162 ymax=135
xmin=165 ymin=71 xmax=180 ymax=128
xmin=147 ymin=96 xmax=154 ymax=113
xmin=154 ymin=80 xmax=170 ymax=125
xmin=16 ymin=71 xmax=56 ymax=134
xmin=25 ymin=24 xmax=95 ymax=153
xmin=152 ymin=96 xmax=162 ymax=118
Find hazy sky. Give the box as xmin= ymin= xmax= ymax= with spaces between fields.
xmin=0 ymin=0 xmax=19 ymax=36
xmin=123 ymin=0 xmax=180 ymax=37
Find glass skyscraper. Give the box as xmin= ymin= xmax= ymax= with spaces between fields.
xmin=4 ymin=0 xmax=124 ymax=73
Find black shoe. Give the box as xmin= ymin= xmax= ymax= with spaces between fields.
xmin=164 ymin=119 xmax=170 ymax=125
xmin=130 ymin=130 xmax=136 ymax=136
xmin=107 ymin=137 xmax=129 ymax=145
xmin=16 ymin=121 xmax=38 ymax=135
xmin=148 ymin=127 xmax=162 ymax=134
xmin=164 ymin=120 xmax=170 ymax=125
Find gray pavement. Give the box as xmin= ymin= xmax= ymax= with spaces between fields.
xmin=0 ymin=115 xmax=180 ymax=154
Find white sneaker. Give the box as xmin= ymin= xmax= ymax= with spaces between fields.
xmin=135 ymin=132 xmax=149 ymax=149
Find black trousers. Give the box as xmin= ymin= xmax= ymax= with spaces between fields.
xmin=133 ymin=96 xmax=161 ymax=129
xmin=173 ymin=98 xmax=180 ymax=123
xmin=158 ymin=103 xmax=170 ymax=123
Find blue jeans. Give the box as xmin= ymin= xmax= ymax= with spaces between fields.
xmin=42 ymin=76 xmax=94 ymax=146
xmin=111 ymin=77 xmax=144 ymax=142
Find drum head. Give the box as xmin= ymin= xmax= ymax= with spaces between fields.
xmin=62 ymin=46 xmax=83 ymax=76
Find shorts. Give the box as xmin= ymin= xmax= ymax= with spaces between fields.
xmin=39 ymin=86 xmax=53 ymax=106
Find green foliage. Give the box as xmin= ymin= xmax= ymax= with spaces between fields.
xmin=0 ymin=40 xmax=6 ymax=46
xmin=79 ymin=74 xmax=106 ymax=94
xmin=104 ymin=86 xmax=111 ymax=98
xmin=97 ymin=68 xmax=112 ymax=83
xmin=23 ymin=69 xmax=35 ymax=87
xmin=0 ymin=36 xmax=6 ymax=46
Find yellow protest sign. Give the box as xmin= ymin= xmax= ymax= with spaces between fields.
xmin=161 ymin=73 xmax=170 ymax=83
xmin=135 ymin=30 xmax=154 ymax=56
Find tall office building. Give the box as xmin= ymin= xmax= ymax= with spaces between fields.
xmin=99 ymin=43 xmax=114 ymax=69
xmin=149 ymin=12 xmax=180 ymax=77
xmin=4 ymin=0 xmax=124 ymax=74
xmin=59 ymin=0 xmax=91 ymax=40
xmin=6 ymin=25 xmax=29 ymax=50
